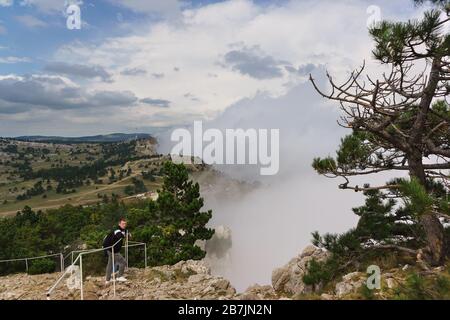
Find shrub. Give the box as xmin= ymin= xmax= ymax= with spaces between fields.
xmin=28 ymin=259 xmax=57 ymax=275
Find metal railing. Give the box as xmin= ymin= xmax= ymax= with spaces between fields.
xmin=47 ymin=238 xmax=147 ymax=300
xmin=66 ymin=239 xmax=147 ymax=269
xmin=0 ymin=253 xmax=64 ymax=274
xmin=126 ymin=241 xmax=148 ymax=269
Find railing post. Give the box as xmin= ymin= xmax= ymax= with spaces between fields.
xmin=60 ymin=253 xmax=64 ymax=273
xmin=71 ymin=252 xmax=74 ymax=265
xmin=80 ymin=254 xmax=84 ymax=301
xmin=144 ymin=243 xmax=147 ymax=269
xmin=25 ymin=259 xmax=28 ymax=273
xmin=112 ymin=247 xmax=116 ymax=298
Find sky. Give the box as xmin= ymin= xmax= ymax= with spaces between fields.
xmin=0 ymin=0 xmax=433 ymax=290
xmin=0 ymin=0 xmax=428 ymax=137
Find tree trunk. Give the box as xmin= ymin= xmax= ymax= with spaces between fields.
xmin=408 ymin=154 xmax=446 ymax=266
xmin=419 ymin=213 xmax=446 ymax=266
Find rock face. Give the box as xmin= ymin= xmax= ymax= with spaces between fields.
xmin=237 ymin=284 xmax=279 ymax=300
xmin=271 ymin=245 xmax=330 ymax=296
xmin=0 ymin=260 xmax=237 ymax=300
xmin=334 ymin=272 xmax=365 ymax=298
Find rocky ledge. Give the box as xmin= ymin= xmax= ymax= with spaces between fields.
xmin=0 ymin=260 xmax=278 ymax=300
xmin=0 ymin=246 xmax=333 ymax=300
xmin=3 ymin=244 xmax=437 ymax=300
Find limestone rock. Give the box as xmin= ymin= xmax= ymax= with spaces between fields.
xmin=0 ymin=260 xmax=235 ymax=301
xmin=65 ymin=265 xmax=81 ymax=290
xmin=385 ymin=277 xmax=396 ymax=289
xmin=271 ymin=245 xmax=330 ymax=296
xmin=188 ymin=274 xmax=208 ymax=283
xmin=180 ymin=260 xmax=211 ymax=275
xmin=335 ymin=272 xmax=365 ymax=298
xmin=238 ymin=284 xmax=278 ymax=300
xmin=320 ymin=293 xmax=334 ymax=300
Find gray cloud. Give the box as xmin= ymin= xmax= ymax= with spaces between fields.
xmin=140 ymin=97 xmax=171 ymax=108
xmin=0 ymin=100 xmax=33 ymax=114
xmin=44 ymin=62 xmax=113 ymax=82
xmin=152 ymin=73 xmax=165 ymax=79
xmin=88 ymin=90 xmax=137 ymax=108
xmin=223 ymin=46 xmax=287 ymax=79
xmin=0 ymin=75 xmax=137 ymax=114
xmin=285 ymin=63 xmax=317 ymax=76
xmin=120 ymin=67 xmax=147 ymax=76
xmin=184 ymin=93 xmax=199 ymax=102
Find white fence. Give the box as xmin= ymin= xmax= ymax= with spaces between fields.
xmin=0 ymin=253 xmax=64 ymax=274
xmin=0 ymin=236 xmax=148 ymax=300
xmin=47 ymin=237 xmax=147 ymax=300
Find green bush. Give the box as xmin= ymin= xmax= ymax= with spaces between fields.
xmin=303 ymin=259 xmax=333 ymax=287
xmin=393 ymin=273 xmax=450 ymax=300
xmin=28 ymin=259 xmax=56 ymax=275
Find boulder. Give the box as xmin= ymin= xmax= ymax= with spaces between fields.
xmin=65 ymin=265 xmax=81 ymax=290
xmin=320 ymin=293 xmax=334 ymax=300
xmin=385 ymin=277 xmax=396 ymax=289
xmin=188 ymin=274 xmax=208 ymax=283
xmin=211 ymin=278 xmax=232 ymax=291
xmin=271 ymin=245 xmax=330 ymax=296
xmin=334 ymin=272 xmax=365 ymax=298
xmin=238 ymin=284 xmax=278 ymax=300
xmin=174 ymin=260 xmax=211 ymax=275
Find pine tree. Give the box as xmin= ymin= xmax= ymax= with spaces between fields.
xmin=129 ymin=162 xmax=214 ymax=265
xmin=156 ymin=162 xmax=214 ymax=262
xmin=311 ymin=1 xmax=450 ymax=265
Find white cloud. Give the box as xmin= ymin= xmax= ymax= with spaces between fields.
xmin=0 ymin=0 xmax=426 ymax=135
xmin=19 ymin=0 xmax=82 ymax=13
xmin=52 ymin=0 xmax=390 ymax=128
xmin=0 ymin=0 xmax=13 ymax=7
xmin=106 ymin=0 xmax=182 ymax=19
xmin=0 ymin=56 xmax=31 ymax=63
xmin=15 ymin=15 xmax=47 ymax=28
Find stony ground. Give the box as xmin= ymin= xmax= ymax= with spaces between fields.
xmin=0 ymin=260 xmax=279 ymax=300
xmin=4 ymin=245 xmax=442 ymax=300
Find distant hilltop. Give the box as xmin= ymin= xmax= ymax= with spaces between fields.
xmin=13 ymin=133 xmax=154 ymax=144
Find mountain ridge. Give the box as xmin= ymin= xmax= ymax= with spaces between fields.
xmin=11 ymin=133 xmax=153 ymax=144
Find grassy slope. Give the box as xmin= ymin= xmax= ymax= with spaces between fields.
xmin=0 ymin=138 xmax=242 ymax=216
xmin=0 ymin=139 xmax=163 ymax=216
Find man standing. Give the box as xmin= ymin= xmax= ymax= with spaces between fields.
xmin=103 ymin=217 xmax=129 ymax=284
